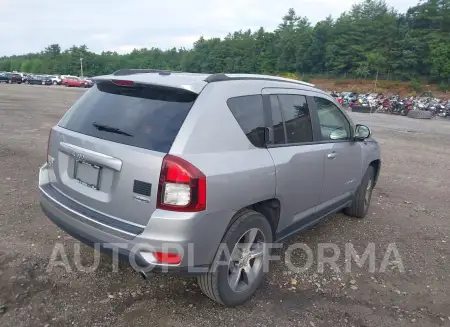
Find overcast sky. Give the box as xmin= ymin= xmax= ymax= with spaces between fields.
xmin=0 ymin=0 xmax=416 ymax=56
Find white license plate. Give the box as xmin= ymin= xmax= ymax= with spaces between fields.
xmin=75 ymin=161 xmax=101 ymax=189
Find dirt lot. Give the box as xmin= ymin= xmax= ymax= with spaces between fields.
xmin=0 ymin=84 xmax=449 ymax=327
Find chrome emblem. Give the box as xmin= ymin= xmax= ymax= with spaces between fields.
xmin=133 ymin=195 xmax=150 ymax=203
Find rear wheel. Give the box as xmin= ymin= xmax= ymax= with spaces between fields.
xmin=345 ymin=166 xmax=375 ymax=218
xmin=197 ymin=209 xmax=272 ymax=306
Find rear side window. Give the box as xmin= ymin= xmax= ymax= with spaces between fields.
xmin=59 ymin=82 xmax=197 ymax=153
xmin=277 ymin=94 xmax=313 ymax=144
xmin=227 ymin=95 xmax=266 ymax=148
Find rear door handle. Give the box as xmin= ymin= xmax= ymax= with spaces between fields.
xmin=327 ymin=152 xmax=337 ymax=159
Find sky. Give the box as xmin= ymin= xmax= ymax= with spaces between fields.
xmin=0 ymin=0 xmax=417 ymax=56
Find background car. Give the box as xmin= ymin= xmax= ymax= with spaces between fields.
xmin=48 ymin=75 xmax=62 ymax=85
xmin=60 ymin=75 xmax=78 ymax=85
xmin=27 ymin=75 xmax=53 ymax=85
xmin=64 ymin=77 xmax=87 ymax=87
xmin=0 ymin=72 xmax=22 ymax=84
xmin=21 ymin=73 xmax=30 ymax=83
xmin=83 ymin=78 xmax=94 ymax=88
xmin=0 ymin=72 xmax=8 ymax=83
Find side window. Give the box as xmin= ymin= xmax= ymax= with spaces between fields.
xmin=227 ymin=95 xmax=266 ymax=148
xmin=269 ymin=95 xmax=286 ymax=144
xmin=314 ymin=97 xmax=351 ymax=141
xmin=278 ymin=94 xmax=313 ymax=144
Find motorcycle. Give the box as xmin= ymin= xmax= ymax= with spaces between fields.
xmin=391 ymin=100 xmax=404 ymax=115
xmin=437 ymin=101 xmax=450 ymax=118
xmin=403 ymin=99 xmax=414 ymax=116
xmin=426 ymin=100 xmax=443 ymax=117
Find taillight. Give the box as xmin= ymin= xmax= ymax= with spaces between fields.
xmin=157 ymin=155 xmax=206 ymax=212
xmin=46 ymin=129 xmax=53 ymax=163
xmin=111 ymin=79 xmax=134 ymax=86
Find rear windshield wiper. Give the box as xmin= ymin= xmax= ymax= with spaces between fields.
xmin=92 ymin=122 xmax=133 ymax=137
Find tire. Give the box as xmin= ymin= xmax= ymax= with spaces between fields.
xmin=197 ymin=209 xmax=273 ymax=306
xmin=407 ymin=110 xmax=433 ymax=119
xmin=344 ymin=166 xmax=375 ymax=218
xmin=53 ymin=81 xmax=57 ymax=85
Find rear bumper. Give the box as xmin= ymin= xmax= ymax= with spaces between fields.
xmin=39 ymin=163 xmax=235 ymax=275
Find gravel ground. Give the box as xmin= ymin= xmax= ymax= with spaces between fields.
xmin=0 ymin=84 xmax=449 ymax=327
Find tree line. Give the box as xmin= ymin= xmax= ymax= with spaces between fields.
xmin=1 ymin=0 xmax=449 ymax=85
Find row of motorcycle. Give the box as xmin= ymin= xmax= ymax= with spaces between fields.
xmin=374 ymin=96 xmax=450 ymax=117
xmin=332 ymin=92 xmax=450 ymax=118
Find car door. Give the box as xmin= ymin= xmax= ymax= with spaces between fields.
xmin=262 ymin=88 xmax=329 ymax=237
xmin=311 ymin=95 xmax=363 ymax=209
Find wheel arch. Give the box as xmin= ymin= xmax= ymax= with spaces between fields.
xmin=228 ymin=198 xmax=281 ymax=237
xmin=369 ymin=159 xmax=381 ymax=186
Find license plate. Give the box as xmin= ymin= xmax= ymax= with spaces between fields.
xmin=74 ymin=161 xmax=101 ymax=190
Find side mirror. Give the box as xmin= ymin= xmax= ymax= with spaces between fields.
xmin=354 ymin=124 xmax=371 ymax=140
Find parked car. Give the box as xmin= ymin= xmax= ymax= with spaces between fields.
xmin=39 ymin=70 xmax=381 ymax=306
xmin=63 ymin=77 xmax=87 ymax=87
xmin=22 ymin=73 xmax=30 ymax=83
xmin=60 ymin=75 xmax=78 ymax=85
xmin=0 ymin=72 xmax=8 ymax=83
xmin=83 ymin=78 xmax=94 ymax=88
xmin=27 ymin=75 xmax=53 ymax=85
xmin=0 ymin=72 xmax=22 ymax=84
xmin=48 ymin=75 xmax=62 ymax=85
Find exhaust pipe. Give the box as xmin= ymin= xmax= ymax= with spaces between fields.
xmin=139 ymin=270 xmax=152 ymax=280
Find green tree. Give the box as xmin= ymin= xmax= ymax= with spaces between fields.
xmin=0 ymin=0 xmax=448 ymax=83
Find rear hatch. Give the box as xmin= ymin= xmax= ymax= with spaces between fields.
xmin=11 ymin=73 xmax=21 ymax=81
xmin=47 ymin=80 xmax=197 ymax=228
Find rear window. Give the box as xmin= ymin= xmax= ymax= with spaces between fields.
xmin=59 ymin=82 xmax=197 ymax=153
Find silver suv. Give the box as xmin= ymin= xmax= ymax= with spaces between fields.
xmin=39 ymin=70 xmax=381 ymax=306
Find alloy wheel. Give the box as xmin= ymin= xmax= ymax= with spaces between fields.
xmin=227 ymin=228 xmax=265 ymax=292
xmin=364 ymin=178 xmax=373 ymax=208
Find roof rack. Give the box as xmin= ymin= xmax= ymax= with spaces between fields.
xmin=112 ymin=68 xmax=182 ymax=76
xmin=204 ymin=73 xmax=315 ymax=87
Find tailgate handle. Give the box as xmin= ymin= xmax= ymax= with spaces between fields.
xmin=59 ymin=142 xmax=123 ymax=171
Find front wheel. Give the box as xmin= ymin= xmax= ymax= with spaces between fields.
xmin=345 ymin=166 xmax=375 ymax=218
xmin=197 ymin=210 xmax=273 ymax=306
